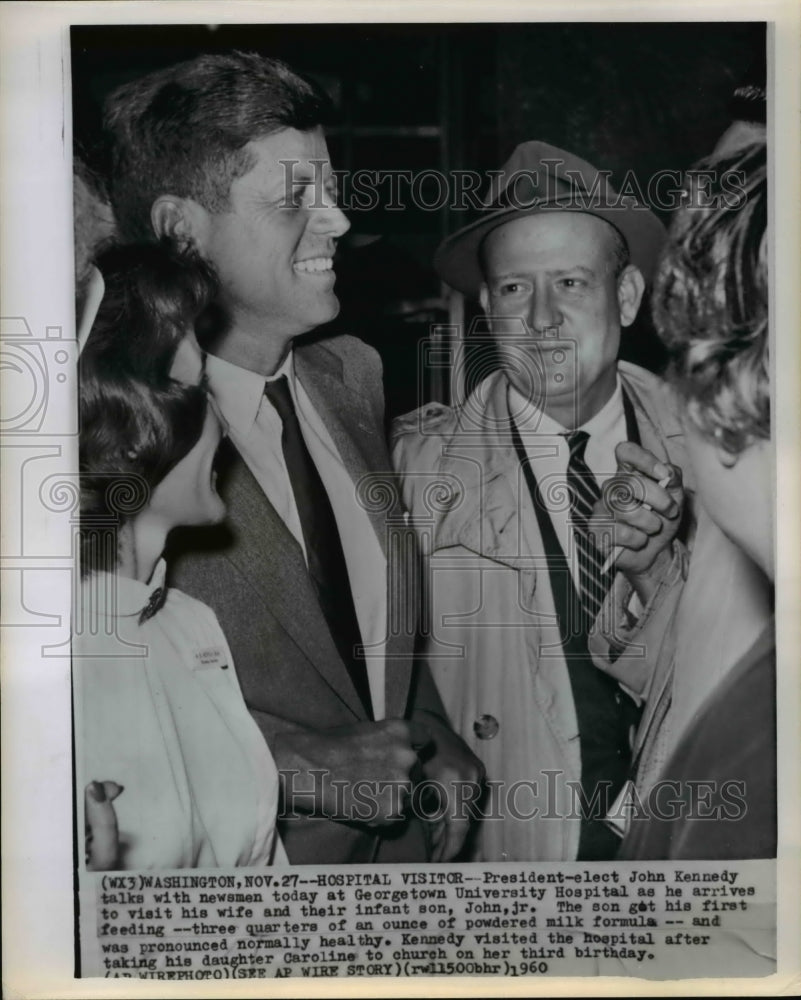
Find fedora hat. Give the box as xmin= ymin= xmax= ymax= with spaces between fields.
xmin=434 ymin=140 xmax=666 ymax=297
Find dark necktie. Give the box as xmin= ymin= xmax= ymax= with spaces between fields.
xmin=566 ymin=430 xmax=614 ymax=624
xmin=509 ymin=411 xmax=636 ymax=860
xmin=263 ymin=376 xmax=373 ymax=718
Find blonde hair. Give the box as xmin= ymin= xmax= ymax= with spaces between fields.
xmin=653 ymin=141 xmax=768 ymax=454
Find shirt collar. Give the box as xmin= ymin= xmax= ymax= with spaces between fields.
xmin=581 ymin=376 xmax=624 ymax=440
xmin=509 ymin=373 xmax=623 ymax=439
xmin=205 ymin=350 xmax=295 ymax=438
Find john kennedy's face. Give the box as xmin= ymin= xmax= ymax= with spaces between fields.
xmin=480 ymin=212 xmax=641 ymax=427
xmin=193 ymin=127 xmax=350 ymax=370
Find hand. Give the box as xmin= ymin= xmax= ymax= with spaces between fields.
xmin=274 ymin=720 xmax=430 ymax=827
xmin=85 ymin=780 xmax=123 ymax=871
xmin=588 ymin=442 xmax=684 ymax=601
xmin=411 ymin=710 xmax=485 ymax=862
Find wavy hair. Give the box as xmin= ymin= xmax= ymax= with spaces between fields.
xmin=79 ymin=242 xmax=218 ymax=575
xmin=653 ymin=141 xmax=768 ymax=453
xmin=104 ymin=51 xmax=332 ymax=242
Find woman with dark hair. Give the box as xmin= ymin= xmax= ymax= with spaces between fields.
xmin=75 ymin=242 xmax=284 ymax=869
xmin=623 ymin=140 xmax=773 ymax=859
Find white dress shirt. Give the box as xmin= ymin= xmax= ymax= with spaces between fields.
xmin=206 ymin=351 xmax=387 ymax=719
xmin=509 ymin=377 xmax=626 ymax=590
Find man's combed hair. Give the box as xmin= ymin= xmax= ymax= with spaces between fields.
xmin=79 ymin=242 xmax=218 ymax=575
xmin=653 ymin=141 xmax=768 ymax=453
xmin=103 ymin=51 xmax=333 ymax=242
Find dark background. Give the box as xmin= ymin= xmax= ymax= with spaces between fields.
xmin=71 ymin=21 xmax=766 ymax=418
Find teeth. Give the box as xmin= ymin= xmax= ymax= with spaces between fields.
xmin=294 ymin=257 xmax=333 ymax=273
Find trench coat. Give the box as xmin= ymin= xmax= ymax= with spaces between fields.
xmin=392 ymin=362 xmax=691 ymax=861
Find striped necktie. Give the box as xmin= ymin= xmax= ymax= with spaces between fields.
xmin=566 ymin=430 xmax=614 ymax=623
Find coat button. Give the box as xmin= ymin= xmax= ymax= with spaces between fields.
xmin=473 ymin=714 xmax=499 ymax=740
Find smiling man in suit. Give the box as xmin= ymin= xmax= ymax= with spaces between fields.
xmin=102 ymin=51 xmax=482 ymax=863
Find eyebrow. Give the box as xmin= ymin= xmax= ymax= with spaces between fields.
xmin=553 ymin=265 xmax=596 ymax=277
xmin=276 ymin=160 xmax=333 ymax=185
xmin=288 ymin=164 xmax=333 ymax=181
xmin=266 ymin=163 xmax=336 ymax=206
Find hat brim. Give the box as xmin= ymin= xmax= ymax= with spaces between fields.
xmin=434 ymin=198 xmax=667 ymax=298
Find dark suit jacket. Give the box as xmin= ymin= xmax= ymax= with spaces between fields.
xmin=168 ymin=333 xmax=447 ymax=864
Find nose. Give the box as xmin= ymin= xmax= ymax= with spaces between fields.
xmin=170 ymin=332 xmax=205 ymax=385
xmin=528 ymin=286 xmax=563 ymax=335
xmin=311 ymin=187 xmax=351 ymax=239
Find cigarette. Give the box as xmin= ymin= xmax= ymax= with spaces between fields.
xmin=600 ymin=474 xmax=672 ymax=574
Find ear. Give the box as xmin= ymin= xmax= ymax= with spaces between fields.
xmin=150 ymin=195 xmax=210 ymax=249
xmin=479 ymin=284 xmax=490 ymax=314
xmin=616 ymin=265 xmax=645 ymax=328
xmin=713 ymin=429 xmax=741 ymax=469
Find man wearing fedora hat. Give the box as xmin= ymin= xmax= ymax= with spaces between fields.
xmin=393 ymin=141 xmax=693 ymax=862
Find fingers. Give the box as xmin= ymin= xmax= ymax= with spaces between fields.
xmin=614 ymin=441 xmax=673 ymax=482
xmin=590 ymin=519 xmax=650 ymax=554
xmin=436 ymin=817 xmax=471 ymax=863
xmin=359 ymin=719 xmax=423 ymax=771
xmin=407 ymin=720 xmax=434 ymax=755
xmin=429 ymin=820 xmax=447 ymax=863
xmin=603 ymin=470 xmax=681 ymax=520
xmin=602 ymin=445 xmax=683 ymax=527
xmin=589 ymin=446 xmax=686 ymax=579
xmin=389 ymin=721 xmax=427 ymax=774
xmin=85 ymin=780 xmax=123 ymax=871
xmin=419 ymin=787 xmax=468 ymax=863
xmin=340 ymin=720 xmax=424 ymax=826
xmin=301 ymin=720 xmax=485 ymax=840
xmin=614 ymin=505 xmax=663 ymax=537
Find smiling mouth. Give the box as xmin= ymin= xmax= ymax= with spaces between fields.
xmin=293 ymin=257 xmax=334 ymax=273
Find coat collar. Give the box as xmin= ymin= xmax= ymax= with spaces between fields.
xmin=432 ymin=365 xmax=686 ymax=568
xmin=434 ymin=371 xmax=530 ymax=567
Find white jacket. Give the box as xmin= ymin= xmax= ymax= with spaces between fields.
xmin=74 ymin=560 xmax=286 ymax=869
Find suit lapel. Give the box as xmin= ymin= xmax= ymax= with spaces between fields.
xmin=222 ymin=444 xmax=368 ymax=719
xmin=295 ymin=339 xmax=415 ymax=718
xmin=295 ymin=341 xmax=393 ymax=546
